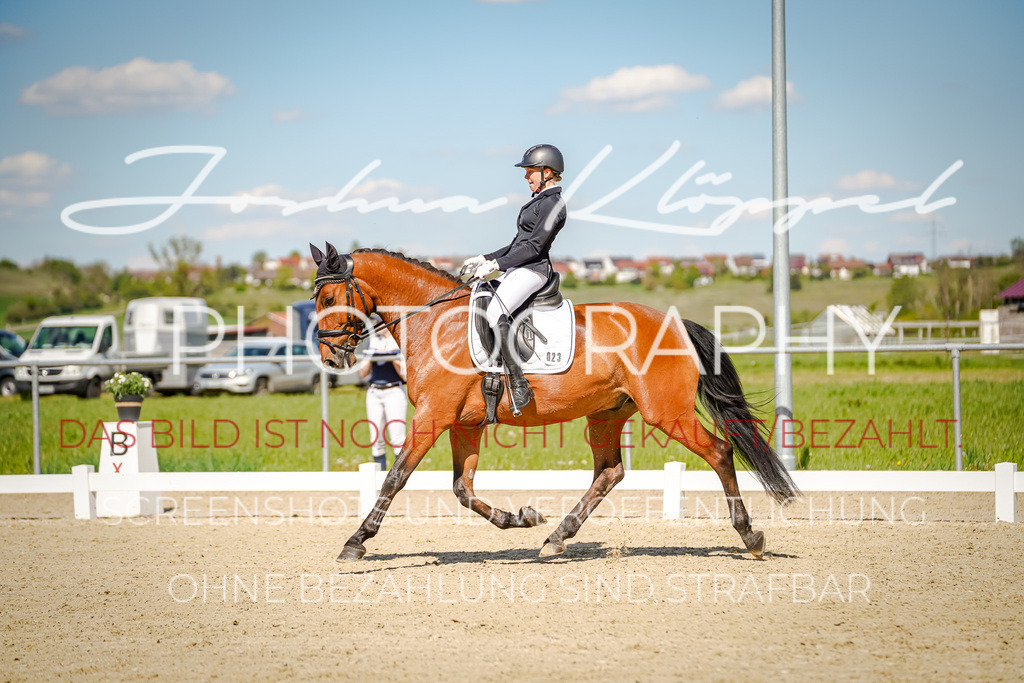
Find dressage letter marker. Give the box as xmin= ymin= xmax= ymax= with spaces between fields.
xmin=96 ymin=421 xmax=161 ymax=518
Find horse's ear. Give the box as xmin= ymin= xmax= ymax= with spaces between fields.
xmin=325 ymin=242 xmax=338 ymax=258
xmin=309 ymin=243 xmax=325 ymax=266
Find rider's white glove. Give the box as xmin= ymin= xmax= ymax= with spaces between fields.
xmin=473 ymin=259 xmax=500 ymax=280
xmin=460 ymin=254 xmax=486 ymax=281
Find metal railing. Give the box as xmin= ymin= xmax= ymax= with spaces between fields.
xmin=3 ymin=341 xmax=1024 ymax=475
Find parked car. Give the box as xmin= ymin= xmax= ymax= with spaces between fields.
xmin=0 ymin=330 xmax=27 ymax=397
xmin=193 ymin=338 xmax=322 ymax=395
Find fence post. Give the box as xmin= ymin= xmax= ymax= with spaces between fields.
xmin=320 ymin=369 xmax=330 ymax=472
xmin=662 ymin=461 xmax=684 ymax=520
xmin=995 ymin=462 xmax=1018 ymax=523
xmin=72 ymin=464 xmax=95 ymax=520
xmin=359 ymin=461 xmax=381 ymax=517
xmin=31 ymin=363 xmax=41 ymax=475
xmin=950 ymin=347 xmax=963 ymax=471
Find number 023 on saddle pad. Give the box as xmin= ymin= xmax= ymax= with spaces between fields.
xmin=467 ymin=281 xmax=576 ymax=375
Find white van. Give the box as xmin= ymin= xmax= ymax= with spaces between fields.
xmin=123 ymin=297 xmax=208 ymax=392
xmin=15 ymin=315 xmax=119 ymax=398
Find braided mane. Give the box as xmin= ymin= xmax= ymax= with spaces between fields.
xmin=353 ymin=248 xmax=459 ymax=283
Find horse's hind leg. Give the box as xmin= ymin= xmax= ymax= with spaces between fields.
xmin=656 ymin=411 xmax=764 ymax=558
xmin=540 ymin=410 xmax=631 ymax=557
xmin=450 ymin=424 xmax=546 ymax=529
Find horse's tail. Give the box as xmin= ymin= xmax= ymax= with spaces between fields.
xmin=682 ymin=319 xmax=799 ymax=504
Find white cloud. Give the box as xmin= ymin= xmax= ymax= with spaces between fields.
xmin=552 ymin=64 xmax=711 ymax=114
xmin=0 ymin=151 xmax=71 ymax=207
xmin=0 ymin=23 xmax=28 ymax=42
xmin=0 ymin=188 xmax=50 ymax=207
xmin=818 ymin=237 xmax=851 ymax=255
xmin=19 ymin=57 xmax=236 ymax=115
xmin=0 ymin=151 xmax=71 ymax=186
xmin=713 ymin=75 xmax=801 ymax=111
xmin=272 ymin=108 xmax=305 ymax=122
xmin=836 ymin=169 xmax=896 ymax=191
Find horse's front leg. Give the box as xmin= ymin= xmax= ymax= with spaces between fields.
xmin=450 ymin=423 xmax=546 ymax=529
xmin=337 ymin=412 xmax=447 ymax=561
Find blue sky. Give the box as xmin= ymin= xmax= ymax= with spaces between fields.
xmin=1 ymin=0 xmax=1021 ymax=269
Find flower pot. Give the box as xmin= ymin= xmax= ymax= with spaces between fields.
xmin=114 ymin=394 xmax=144 ymax=421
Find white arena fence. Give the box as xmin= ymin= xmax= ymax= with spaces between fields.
xmin=0 ymin=342 xmax=1021 ymax=524
xmin=0 ymin=461 xmax=1019 ymax=523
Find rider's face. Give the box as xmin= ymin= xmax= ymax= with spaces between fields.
xmin=523 ymin=166 xmax=546 ymax=193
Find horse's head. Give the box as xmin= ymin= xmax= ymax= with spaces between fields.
xmin=310 ymin=242 xmax=377 ymax=370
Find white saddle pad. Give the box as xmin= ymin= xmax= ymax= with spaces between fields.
xmin=468 ymin=287 xmax=576 ymax=375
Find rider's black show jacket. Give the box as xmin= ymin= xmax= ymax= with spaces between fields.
xmin=484 ymin=186 xmax=566 ymax=278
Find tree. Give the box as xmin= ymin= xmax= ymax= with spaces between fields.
xmin=1012 ymin=237 xmax=1024 ymax=269
xmin=252 ymin=250 xmax=267 ymax=266
xmin=887 ymin=276 xmax=924 ymax=318
xmin=934 ymin=264 xmax=996 ymax=321
xmin=560 ymin=271 xmax=579 ymax=289
xmin=149 ymin=235 xmax=204 ymax=296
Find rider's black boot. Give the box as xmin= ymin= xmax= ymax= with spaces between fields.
xmin=496 ymin=315 xmax=534 ymax=414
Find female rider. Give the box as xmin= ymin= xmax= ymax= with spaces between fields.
xmin=461 ymin=144 xmax=567 ymax=411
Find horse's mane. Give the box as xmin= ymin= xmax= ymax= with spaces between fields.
xmin=352 ymin=248 xmax=459 ymax=283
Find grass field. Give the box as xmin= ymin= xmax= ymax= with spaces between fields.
xmin=2 ymin=352 xmax=1020 ymax=475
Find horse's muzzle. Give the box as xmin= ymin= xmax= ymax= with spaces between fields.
xmin=323 ymin=350 xmax=356 ymax=370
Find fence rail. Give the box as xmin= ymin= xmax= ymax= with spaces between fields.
xmin=0 ymin=462 xmax=1019 ymax=523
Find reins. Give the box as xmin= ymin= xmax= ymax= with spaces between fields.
xmin=313 ymin=259 xmax=471 ymax=354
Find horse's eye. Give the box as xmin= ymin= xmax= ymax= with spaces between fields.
xmin=324 ymin=296 xmax=334 ymax=307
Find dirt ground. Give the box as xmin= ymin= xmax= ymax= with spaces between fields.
xmin=2 ymin=489 xmax=1023 ymax=681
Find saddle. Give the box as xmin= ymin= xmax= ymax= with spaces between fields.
xmin=469 ymin=271 xmax=574 ymax=423
xmin=471 ymin=270 xmax=564 ymax=364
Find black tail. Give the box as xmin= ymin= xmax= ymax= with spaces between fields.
xmin=683 ymin=319 xmax=799 ymax=504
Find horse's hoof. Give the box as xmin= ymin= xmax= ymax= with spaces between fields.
xmin=519 ymin=506 xmax=547 ymax=527
xmin=743 ymin=530 xmax=765 ymax=559
xmin=539 ymin=539 xmax=566 ymax=558
xmin=336 ymin=543 xmax=366 ymax=562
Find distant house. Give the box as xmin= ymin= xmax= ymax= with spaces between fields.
xmin=582 ymin=256 xmax=616 ymax=283
xmin=250 ymin=311 xmax=291 ymax=337
xmin=551 ymin=257 xmax=584 ymax=278
xmin=730 ymin=254 xmax=769 ymax=276
xmin=644 ymin=256 xmax=675 ymax=275
xmin=999 ymin=278 xmax=1024 ymax=312
xmin=611 ymin=257 xmax=645 ymax=284
xmin=887 ymin=252 xmax=929 ymax=278
xmin=789 ymin=254 xmax=808 ymax=275
xmin=247 ymin=254 xmax=317 ymax=288
xmin=818 ymin=254 xmax=867 ymax=281
xmin=675 ymin=257 xmax=715 ymax=285
xmin=938 ymin=255 xmax=973 ymax=269
xmin=704 ymin=254 xmax=729 ymax=274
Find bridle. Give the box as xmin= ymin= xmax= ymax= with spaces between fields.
xmin=313 ymin=254 xmax=472 ymax=355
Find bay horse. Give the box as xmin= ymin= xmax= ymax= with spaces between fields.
xmin=310 ymin=243 xmax=797 ymax=561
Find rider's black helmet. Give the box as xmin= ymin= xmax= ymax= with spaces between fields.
xmin=514 ymin=144 xmax=564 ymax=175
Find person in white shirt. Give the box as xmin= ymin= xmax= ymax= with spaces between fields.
xmin=357 ymin=319 xmax=407 ymax=470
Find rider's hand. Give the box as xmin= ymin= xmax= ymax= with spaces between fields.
xmin=473 ymin=259 xmax=500 ymax=280
xmin=460 ymin=255 xmax=486 ymax=281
